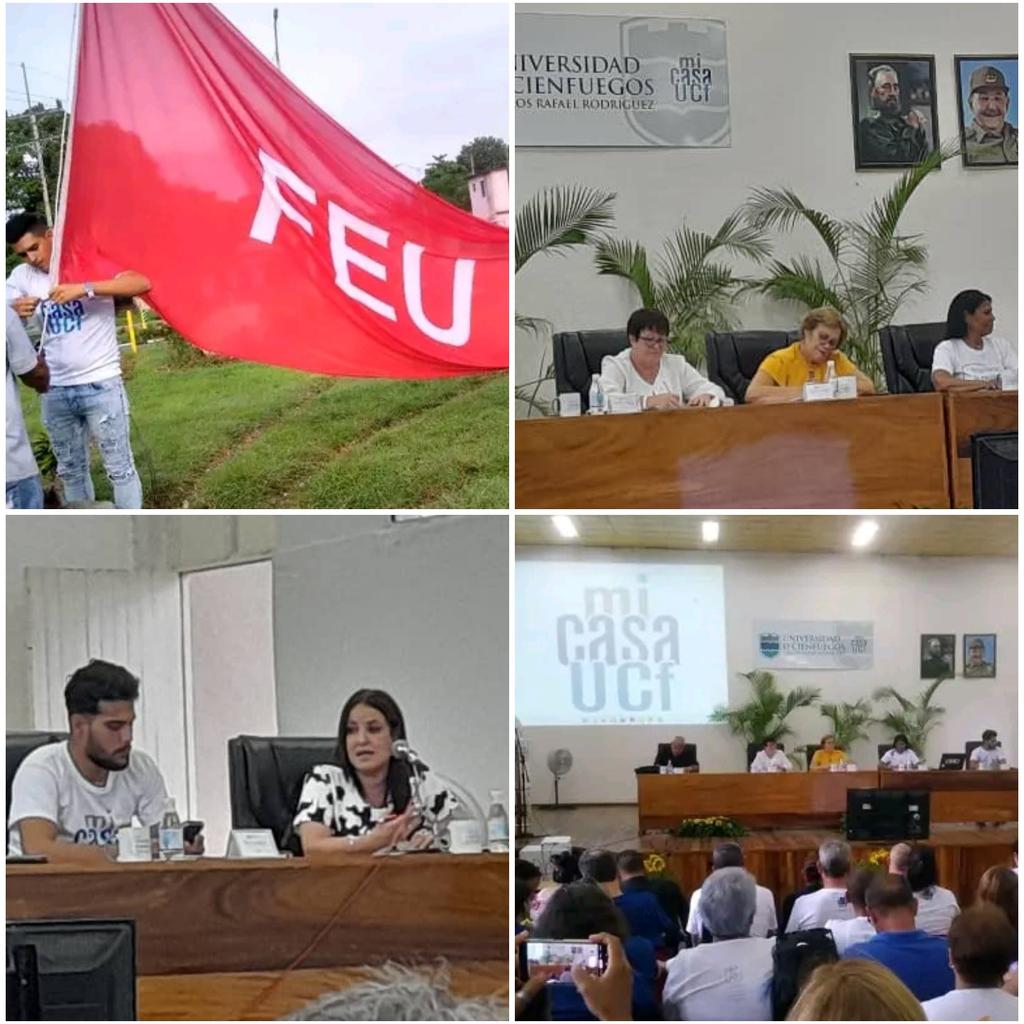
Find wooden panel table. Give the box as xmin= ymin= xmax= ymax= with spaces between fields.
xmin=636 ymin=771 xmax=878 ymax=831
xmin=942 ymin=391 xmax=1017 ymax=507
xmin=879 ymin=768 xmax=1018 ymax=824
xmin=7 ymin=853 xmax=508 ymax=1020
xmin=642 ymin=825 xmax=1015 ymax=911
xmin=516 ymin=393 xmax=950 ymax=508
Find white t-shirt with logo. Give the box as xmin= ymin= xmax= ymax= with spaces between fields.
xmin=970 ymin=744 xmax=1008 ymax=769
xmin=6 ymin=264 xmax=121 ymax=387
xmin=825 ymin=914 xmax=875 ymax=955
xmin=922 ymin=986 xmax=1018 ymax=1021
xmin=687 ymin=884 xmax=778 ymax=942
xmin=7 ymin=740 xmax=168 ymax=856
xmin=913 ymin=885 xmax=960 ymax=936
xmin=663 ymin=936 xmax=774 ymax=1021
xmin=6 ymin=305 xmax=41 ymax=484
xmin=881 ymin=747 xmax=920 ymax=770
xmin=931 ymin=335 xmax=1017 ymax=381
xmin=786 ymin=886 xmax=853 ymax=932
xmin=600 ymin=349 xmax=726 ymax=405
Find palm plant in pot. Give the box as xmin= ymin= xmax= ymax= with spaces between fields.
xmin=742 ymin=141 xmax=957 ymax=386
xmin=709 ymin=670 xmax=820 ymax=769
xmin=871 ymin=676 xmax=951 ymax=759
xmin=818 ymin=698 xmax=874 ymax=763
xmin=515 ymin=185 xmax=616 ymax=416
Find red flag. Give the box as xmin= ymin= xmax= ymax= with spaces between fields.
xmin=57 ymin=3 xmax=508 ymax=378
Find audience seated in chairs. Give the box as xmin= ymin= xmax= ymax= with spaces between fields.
xmin=889 ymin=841 xmax=913 ymax=876
xmin=825 ymin=868 xmax=876 ymax=955
xmin=516 ymin=858 xmax=543 ymax=932
xmin=686 ymin=841 xmax=778 ymax=944
xmin=530 ymin=881 xmax=659 ymax=1021
xmin=844 ymin=873 xmax=954 ymax=1002
xmin=580 ymin=848 xmax=679 ymax=955
xmin=530 ymin=847 xmax=584 ymax=921
xmin=906 ymin=845 xmax=960 ymax=937
xmin=663 ymin=867 xmax=774 ymax=1020
xmin=920 ymin=905 xmax=1018 ymax=1021
xmin=976 ymin=865 xmax=1018 ymax=933
xmin=616 ymin=849 xmax=687 ymax=950
xmin=780 ymin=857 xmax=822 ymax=933
xmin=786 ymin=839 xmax=853 ymax=932
xmin=786 ymin=958 xmax=926 ymax=1021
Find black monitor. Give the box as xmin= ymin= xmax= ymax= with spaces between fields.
xmin=845 ymin=789 xmax=930 ymax=842
xmin=971 ymin=430 xmax=1017 ymax=509
xmin=939 ymin=753 xmax=966 ymax=771
xmin=6 ymin=919 xmax=135 ymax=1021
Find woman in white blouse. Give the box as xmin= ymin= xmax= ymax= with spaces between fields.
xmin=907 ymin=845 xmax=960 ymax=936
xmin=931 ymin=290 xmax=1017 ymax=391
xmin=293 ymin=688 xmax=455 ymax=855
xmin=880 ymin=734 xmax=921 ymax=771
xmin=600 ymin=307 xmax=726 ymax=410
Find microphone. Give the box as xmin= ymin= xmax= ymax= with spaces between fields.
xmin=392 ymin=739 xmax=427 ymax=765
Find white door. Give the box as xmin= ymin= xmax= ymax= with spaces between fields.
xmin=182 ymin=560 xmax=277 ymax=856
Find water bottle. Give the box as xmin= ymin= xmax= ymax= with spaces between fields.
xmin=825 ymin=359 xmax=836 ymax=383
xmin=485 ymin=789 xmax=509 ymax=853
xmin=158 ymin=798 xmax=184 ymax=860
xmin=588 ymin=374 xmax=605 ymax=415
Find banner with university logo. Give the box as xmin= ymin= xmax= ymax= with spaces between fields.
xmin=754 ymin=621 xmax=874 ymax=670
xmin=516 ymin=13 xmax=730 ymax=147
xmin=57 ymin=4 xmax=508 ymax=378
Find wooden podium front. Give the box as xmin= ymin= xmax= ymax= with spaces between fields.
xmin=879 ymin=768 xmax=1018 ymax=823
xmin=7 ymin=854 xmax=508 ymax=1020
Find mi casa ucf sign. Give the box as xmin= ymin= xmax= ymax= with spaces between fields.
xmin=557 ymin=575 xmax=682 ymax=713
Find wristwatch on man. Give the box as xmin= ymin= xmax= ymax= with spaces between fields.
xmin=83 ymin=282 xmax=96 ymax=300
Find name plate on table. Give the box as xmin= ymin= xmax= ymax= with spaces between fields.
xmin=225 ymin=829 xmax=284 ymax=859
xmin=803 ymin=377 xmax=857 ymax=402
xmin=834 ymin=376 xmax=857 ymax=399
xmin=608 ymin=392 xmax=641 ymax=414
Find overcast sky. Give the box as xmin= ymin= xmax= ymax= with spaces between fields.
xmin=5 ymin=2 xmax=508 ymax=178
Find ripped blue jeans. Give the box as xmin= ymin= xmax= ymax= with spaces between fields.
xmin=40 ymin=377 xmax=143 ymax=509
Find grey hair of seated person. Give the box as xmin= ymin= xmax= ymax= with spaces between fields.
xmin=700 ymin=866 xmax=757 ymax=939
xmin=284 ymin=962 xmax=506 ymax=1021
xmin=818 ymin=839 xmax=851 ymax=879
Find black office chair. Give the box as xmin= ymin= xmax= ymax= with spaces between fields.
xmin=877 ymin=744 xmax=893 ymax=762
xmin=704 ymin=330 xmax=795 ymax=404
xmin=7 ymin=731 xmax=68 ymax=815
xmin=551 ymin=330 xmax=629 ymax=411
xmin=227 ymin=735 xmax=339 ymax=855
xmin=972 ymin=431 xmax=1018 ymax=510
xmin=746 ymin=741 xmax=785 ymax=770
xmin=804 ymin=744 xmax=821 ymax=771
xmin=878 ymin=323 xmax=947 ymax=394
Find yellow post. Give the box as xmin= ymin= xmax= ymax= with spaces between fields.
xmin=126 ymin=309 xmax=138 ymax=354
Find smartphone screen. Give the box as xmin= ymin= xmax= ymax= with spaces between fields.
xmin=522 ymin=940 xmax=607 ymax=983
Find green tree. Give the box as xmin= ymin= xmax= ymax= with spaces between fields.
xmin=6 ymin=104 xmax=64 ymax=216
xmin=456 ymin=136 xmax=508 ymax=176
xmin=871 ymin=676 xmax=951 ymax=757
xmin=420 ymin=153 xmax=470 ymax=211
xmin=709 ymin=670 xmax=820 ymax=748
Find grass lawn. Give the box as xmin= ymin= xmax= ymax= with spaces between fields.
xmin=20 ymin=343 xmax=509 ymax=509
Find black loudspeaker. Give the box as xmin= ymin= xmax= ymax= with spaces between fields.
xmin=971 ymin=431 xmax=1017 ymax=509
xmin=845 ymin=789 xmax=930 ymax=841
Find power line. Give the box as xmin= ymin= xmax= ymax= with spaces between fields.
xmin=7 ymin=134 xmax=64 ymax=151
xmin=6 ymin=62 xmax=68 ymax=85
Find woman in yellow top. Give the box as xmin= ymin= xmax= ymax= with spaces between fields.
xmin=746 ymin=307 xmax=876 ymax=403
xmin=810 ymin=734 xmax=849 ymax=771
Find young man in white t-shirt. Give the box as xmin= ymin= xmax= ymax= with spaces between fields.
xmin=7 ymin=659 xmax=202 ymax=862
xmin=880 ymin=733 xmax=921 ymax=771
xmin=786 ymin=838 xmax=855 ymax=931
xmin=6 ymin=212 xmax=150 ymax=508
xmin=970 ymin=729 xmax=1008 ymax=770
xmin=922 ymin=904 xmax=1018 ymax=1020
xmin=6 ymin=305 xmax=49 ymax=508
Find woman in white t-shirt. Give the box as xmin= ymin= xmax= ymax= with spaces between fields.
xmin=907 ymin=845 xmax=960 ymax=936
xmin=880 ymin=734 xmax=921 ymax=771
xmin=931 ymin=290 xmax=1017 ymax=391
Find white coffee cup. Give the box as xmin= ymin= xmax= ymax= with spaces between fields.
xmin=447 ymin=819 xmax=484 ymax=854
xmin=553 ymin=393 xmax=581 ymax=417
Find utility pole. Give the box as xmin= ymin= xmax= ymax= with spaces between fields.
xmin=20 ymin=62 xmax=53 ymax=225
xmin=273 ymin=8 xmax=281 ymax=69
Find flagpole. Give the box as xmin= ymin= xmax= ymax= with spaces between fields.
xmin=273 ymin=7 xmax=281 ymax=69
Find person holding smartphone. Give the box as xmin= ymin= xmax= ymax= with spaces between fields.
xmin=7 ymin=660 xmax=204 ymax=862
xmin=293 ymin=689 xmax=456 ymax=855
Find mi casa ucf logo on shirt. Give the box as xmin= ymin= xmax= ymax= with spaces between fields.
xmin=555 ymin=575 xmax=681 ymax=713
xmin=40 ymin=298 xmax=86 ymax=335
xmin=73 ymin=813 xmax=117 ymax=846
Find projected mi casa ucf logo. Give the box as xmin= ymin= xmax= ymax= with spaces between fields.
xmin=759 ymin=633 xmax=781 ymax=659
xmin=556 ymin=576 xmax=680 ymax=716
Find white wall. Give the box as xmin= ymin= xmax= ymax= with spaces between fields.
xmin=272 ymin=515 xmax=510 ymax=811
xmin=515 ymin=3 xmax=1019 ymax=410
xmin=518 ymin=546 xmax=1017 ymax=803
